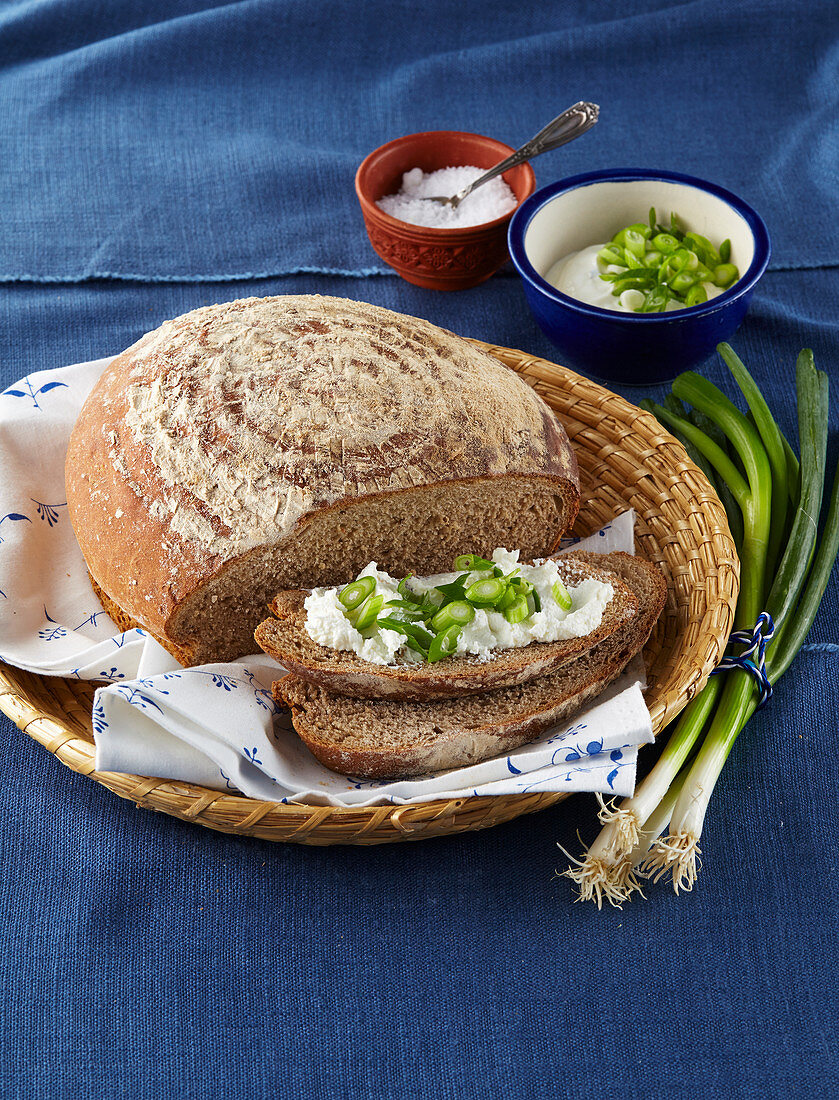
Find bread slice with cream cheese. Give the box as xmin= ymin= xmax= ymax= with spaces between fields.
xmin=273 ymin=552 xmax=666 ymax=779
xmin=255 ymin=554 xmax=638 ymax=702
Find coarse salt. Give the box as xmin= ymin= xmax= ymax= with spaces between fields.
xmin=376 ymin=166 xmax=518 ymax=229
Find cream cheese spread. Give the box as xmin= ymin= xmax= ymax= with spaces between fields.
xmin=303 ymin=549 xmax=614 ymax=667
xmin=546 ymin=243 xmax=724 ymax=313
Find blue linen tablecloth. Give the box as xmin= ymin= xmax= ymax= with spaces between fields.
xmin=1 ymin=2 xmax=838 ymax=1097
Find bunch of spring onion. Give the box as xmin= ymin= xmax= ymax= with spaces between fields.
xmin=562 ymin=343 xmax=839 ymax=906
xmin=338 ymin=554 xmax=572 ymax=664
xmin=598 ymin=209 xmax=740 ymax=313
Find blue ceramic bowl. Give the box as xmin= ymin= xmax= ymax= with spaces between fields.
xmin=508 ymin=168 xmax=771 ymax=385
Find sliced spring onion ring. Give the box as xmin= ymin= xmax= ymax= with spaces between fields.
xmin=338 ymin=575 xmax=376 ymax=610
xmin=503 ymin=595 xmax=530 ymax=624
xmin=397 ymin=575 xmax=422 ymax=604
xmin=612 ymin=226 xmax=649 ymax=258
xmin=713 ymin=263 xmax=738 ymax=287
xmin=651 ymin=232 xmax=679 ymax=254
xmin=430 ymin=600 xmax=476 ymax=632
xmin=465 ymin=577 xmax=507 ymax=606
xmin=552 ymin=579 xmax=573 ymax=610
xmin=684 ymin=284 xmax=708 ymax=307
xmin=508 ymin=577 xmax=534 ymax=596
xmin=669 ymin=272 xmax=697 ymax=296
xmin=598 ymin=244 xmax=623 ymax=266
xmin=427 ymin=624 xmax=462 ymax=663
xmin=453 ymin=553 xmax=495 ymax=572
xmin=350 ymin=593 xmax=385 ymax=631
xmin=495 ymin=587 xmax=518 ymax=613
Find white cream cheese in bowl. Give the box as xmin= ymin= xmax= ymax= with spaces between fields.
xmin=303 ymin=549 xmax=614 ymax=667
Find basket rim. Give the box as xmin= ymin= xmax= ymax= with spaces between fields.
xmin=0 ymin=339 xmax=739 ymax=843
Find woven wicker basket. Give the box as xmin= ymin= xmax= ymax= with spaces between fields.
xmin=0 ymin=341 xmax=739 ymax=845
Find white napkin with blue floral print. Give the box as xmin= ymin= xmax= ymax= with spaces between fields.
xmin=0 ymin=358 xmax=654 ymax=807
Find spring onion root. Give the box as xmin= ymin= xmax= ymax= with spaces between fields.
xmin=641 ymin=830 xmax=702 ymax=894
xmin=595 ymin=791 xmax=641 ymax=852
xmin=558 ymin=840 xmax=635 ymax=910
xmin=559 ymin=768 xmax=691 ymax=909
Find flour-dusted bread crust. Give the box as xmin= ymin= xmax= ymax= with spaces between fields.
xmin=254 ymin=554 xmax=638 ymax=700
xmin=65 ymin=295 xmax=579 ymax=664
xmin=277 ymin=552 xmax=667 ymax=780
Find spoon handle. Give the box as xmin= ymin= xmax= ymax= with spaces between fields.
xmin=455 ymin=101 xmax=600 ymax=203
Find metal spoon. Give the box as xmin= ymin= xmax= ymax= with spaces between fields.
xmin=424 ymin=101 xmax=600 ymax=209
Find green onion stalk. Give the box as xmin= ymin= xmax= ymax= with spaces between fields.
xmin=562 ymin=344 xmax=838 ymax=905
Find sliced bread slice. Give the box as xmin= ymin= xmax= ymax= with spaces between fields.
xmin=255 ymin=554 xmax=639 ymax=701
xmin=275 ymin=552 xmax=667 ymax=779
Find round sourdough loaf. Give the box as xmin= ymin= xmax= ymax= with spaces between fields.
xmin=65 ymin=295 xmax=580 ymax=664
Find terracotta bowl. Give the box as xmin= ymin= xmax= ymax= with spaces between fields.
xmin=355 ymin=130 xmax=536 ymax=291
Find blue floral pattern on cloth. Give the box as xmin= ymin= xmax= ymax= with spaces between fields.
xmin=91 ymin=702 xmax=108 ymax=737
xmin=195 ymin=671 xmax=239 ymax=691
xmin=241 ymin=669 xmax=280 ymax=714
xmin=112 ymin=685 xmax=165 ymax=714
xmin=1 ymin=376 xmax=68 ymax=410
xmin=38 ymin=608 xmax=67 ymax=641
xmin=0 ymin=511 xmax=31 ymax=542
xmin=31 ymin=499 xmax=67 ymax=526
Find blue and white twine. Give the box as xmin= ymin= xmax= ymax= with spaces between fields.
xmin=711 ymin=611 xmax=775 ymax=708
